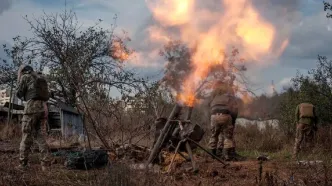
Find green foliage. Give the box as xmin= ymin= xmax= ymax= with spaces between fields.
xmin=278 ymin=88 xmax=298 ymax=137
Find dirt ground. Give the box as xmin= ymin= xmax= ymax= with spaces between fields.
xmin=0 ymin=140 xmax=331 ymax=186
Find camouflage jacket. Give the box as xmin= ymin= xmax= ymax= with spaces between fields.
xmin=295 ymin=104 xmax=318 ymax=125
xmin=209 ymin=94 xmax=238 ymax=120
xmin=16 ymin=73 xmax=45 ymax=114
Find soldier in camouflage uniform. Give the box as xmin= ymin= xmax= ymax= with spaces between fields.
xmin=292 ymin=102 xmax=318 ymax=159
xmin=216 ymin=99 xmax=238 ymax=156
xmin=208 ymin=85 xmax=240 ymax=161
xmin=16 ymin=65 xmax=50 ymax=171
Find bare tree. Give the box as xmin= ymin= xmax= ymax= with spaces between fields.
xmin=1 ymin=8 xmax=144 ymax=106
xmin=0 ymin=8 xmax=149 ymax=150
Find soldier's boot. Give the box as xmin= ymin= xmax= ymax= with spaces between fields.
xmin=230 ymin=148 xmax=246 ymax=161
xmin=216 ymin=148 xmax=223 ymax=158
xmin=210 ymin=149 xmax=217 ymax=158
xmin=223 ymin=148 xmax=232 ymax=161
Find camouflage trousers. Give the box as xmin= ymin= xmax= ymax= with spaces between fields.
xmin=217 ymin=133 xmax=226 ymax=149
xmin=208 ymin=113 xmax=235 ymax=149
xmin=19 ymin=112 xmax=50 ymax=166
xmin=293 ymin=123 xmax=315 ymax=157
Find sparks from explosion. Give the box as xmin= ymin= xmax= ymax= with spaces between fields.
xmin=146 ymin=0 xmax=289 ymax=106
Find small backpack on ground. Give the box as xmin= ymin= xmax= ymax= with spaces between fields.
xmin=26 ymin=73 xmax=49 ymax=101
xmin=299 ymin=103 xmax=314 ymax=118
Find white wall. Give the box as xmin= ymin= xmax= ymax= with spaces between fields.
xmin=0 ymin=88 xmax=20 ymax=106
xmin=236 ymin=118 xmax=279 ymax=130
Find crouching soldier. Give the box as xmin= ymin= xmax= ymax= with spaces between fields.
xmin=292 ymin=102 xmax=318 ymax=159
xmin=16 ymin=65 xmax=51 ymax=171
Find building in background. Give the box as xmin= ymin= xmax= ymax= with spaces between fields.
xmin=0 ymin=88 xmax=22 ymax=106
xmin=48 ymin=98 xmax=84 ymax=139
xmin=0 ymin=96 xmax=84 ymax=139
xmin=0 ymin=102 xmax=24 ymax=124
xmin=115 ymin=98 xmax=147 ymax=113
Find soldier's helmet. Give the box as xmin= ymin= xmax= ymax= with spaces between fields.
xmin=18 ymin=64 xmax=33 ymax=74
xmin=17 ymin=65 xmax=34 ymax=82
xmin=22 ymin=65 xmax=33 ymax=73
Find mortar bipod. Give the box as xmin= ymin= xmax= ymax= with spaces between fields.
xmin=167 ymin=120 xmax=229 ymax=173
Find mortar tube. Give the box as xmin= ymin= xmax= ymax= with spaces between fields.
xmin=146 ymin=104 xmax=182 ymax=165
xmin=185 ymin=106 xmax=193 ymax=121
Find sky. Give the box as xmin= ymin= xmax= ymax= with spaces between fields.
xmin=0 ymin=0 xmax=331 ymax=96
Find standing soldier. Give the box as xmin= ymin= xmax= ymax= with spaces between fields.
xmin=16 ymin=65 xmax=50 ymax=171
xmin=208 ymin=85 xmax=240 ymax=161
xmin=292 ymin=102 xmax=318 ymax=159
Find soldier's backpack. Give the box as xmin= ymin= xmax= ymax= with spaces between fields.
xmin=299 ymin=103 xmax=314 ymax=118
xmin=25 ymin=73 xmax=49 ymax=101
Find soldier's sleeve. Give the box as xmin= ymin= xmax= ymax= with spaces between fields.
xmin=16 ymin=75 xmax=28 ymax=100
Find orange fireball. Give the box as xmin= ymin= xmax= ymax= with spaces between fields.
xmin=146 ymin=0 xmax=289 ymax=106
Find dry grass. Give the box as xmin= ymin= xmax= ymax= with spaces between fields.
xmin=0 ymin=123 xmax=21 ymax=141
xmin=0 ymin=139 xmax=331 ymax=186
xmin=315 ymin=126 xmax=332 ymax=152
xmin=235 ymin=124 xmax=286 ymax=153
xmin=1 ymin=120 xmax=332 ymax=185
